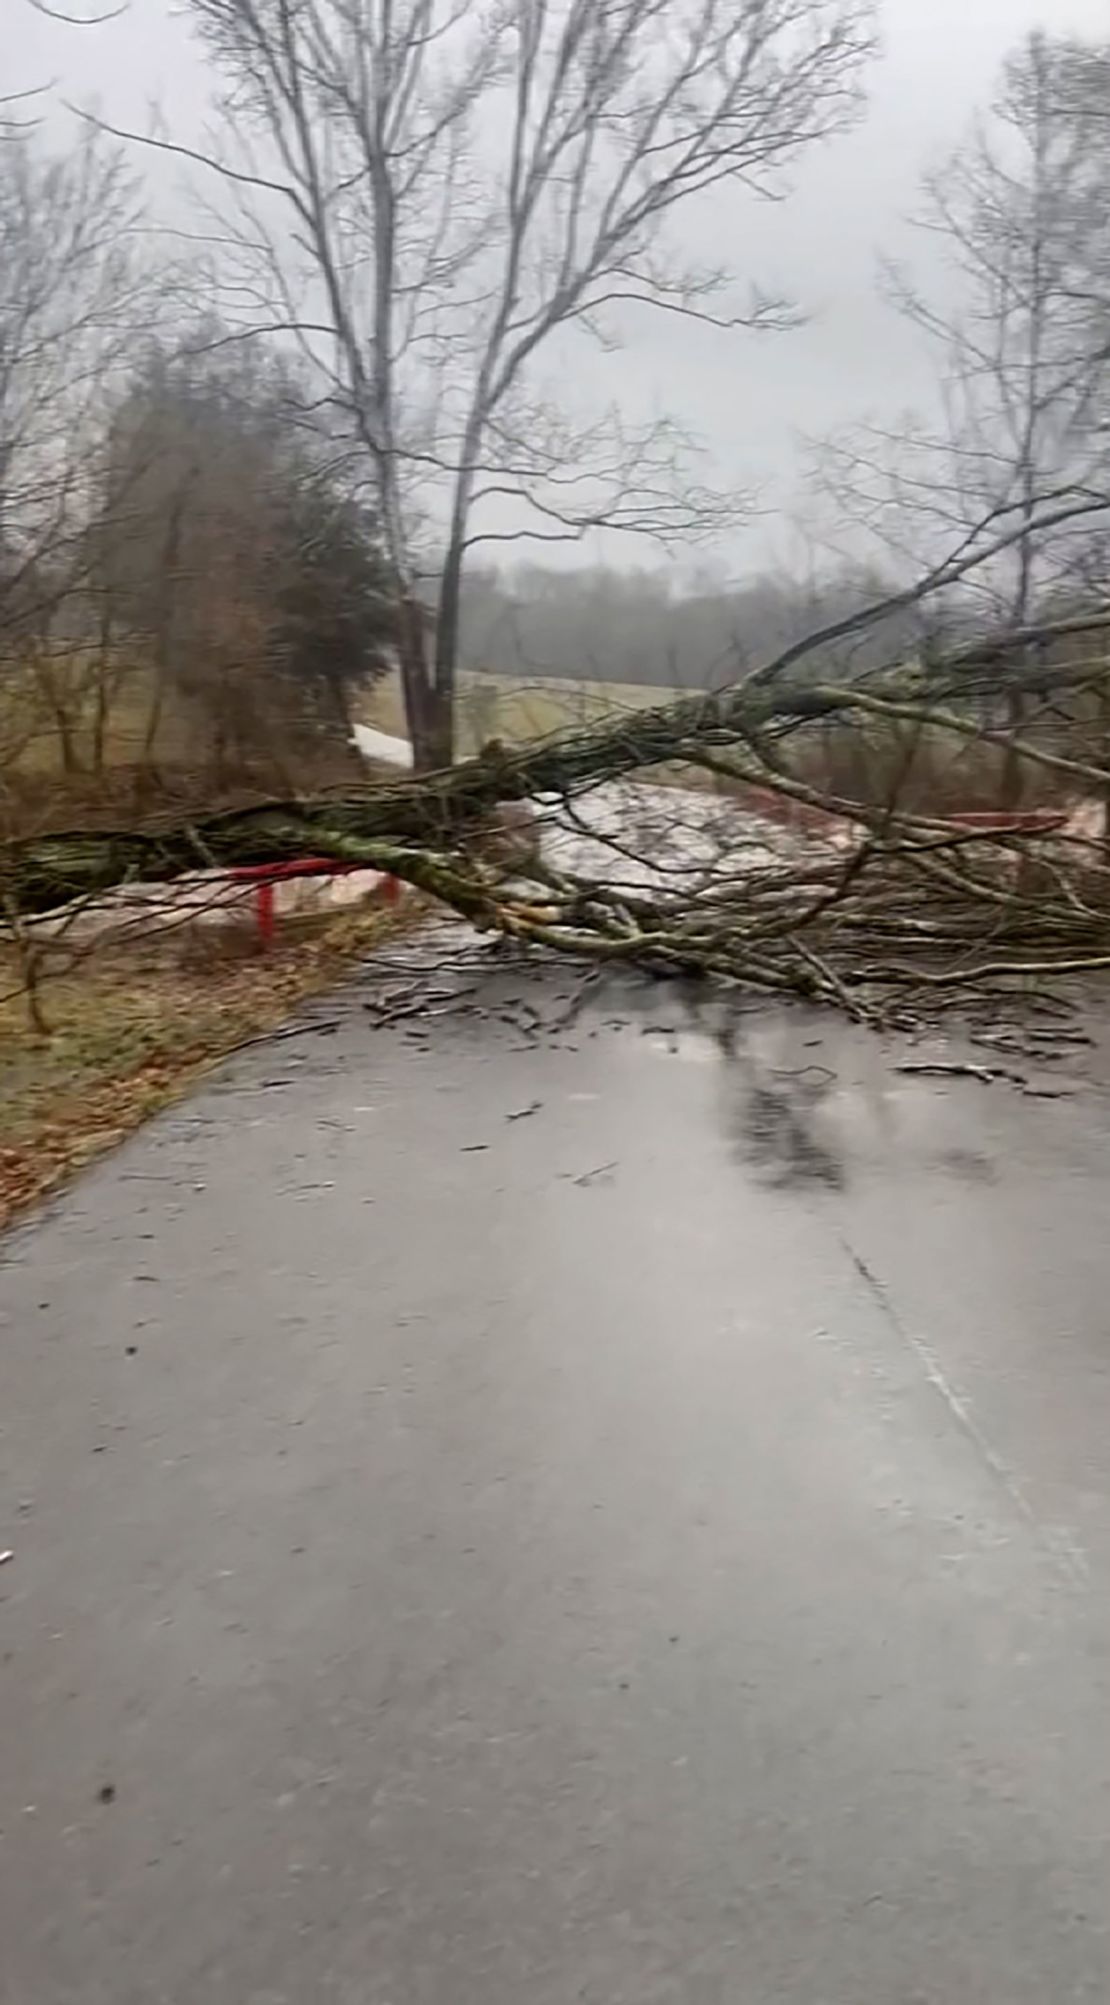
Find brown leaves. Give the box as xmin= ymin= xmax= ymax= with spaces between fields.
xmin=0 ymin=903 xmax=409 ymax=1229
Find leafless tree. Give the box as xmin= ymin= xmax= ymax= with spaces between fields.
xmin=113 ymin=0 xmax=873 ymax=765
xmin=0 ymin=133 xmax=144 ymax=624
xmin=0 ymin=128 xmax=159 ymax=771
xmin=816 ymin=31 xmax=1110 ymax=802
xmin=819 ymin=35 xmax=1110 ymax=614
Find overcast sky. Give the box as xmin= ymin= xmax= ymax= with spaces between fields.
xmin=20 ymin=0 xmax=1110 ymax=577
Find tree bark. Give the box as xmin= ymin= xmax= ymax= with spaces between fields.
xmin=396 ymin=592 xmax=453 ymax=771
xmin=90 ymin=604 xmax=114 ymax=776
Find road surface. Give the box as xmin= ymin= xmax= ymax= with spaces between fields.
xmin=3 ymin=948 xmax=1110 ymax=2003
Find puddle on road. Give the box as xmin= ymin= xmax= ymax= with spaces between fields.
xmin=596 ymin=976 xmax=1110 ymax=1199
xmin=358 ymin=930 xmax=1110 ymax=1199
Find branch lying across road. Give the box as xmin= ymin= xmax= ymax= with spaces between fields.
xmin=1 ymin=621 xmax=1104 ymax=912
xmin=5 ymin=589 xmax=1110 ymax=1029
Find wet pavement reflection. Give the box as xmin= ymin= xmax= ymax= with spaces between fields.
xmin=4 ymin=937 xmax=1110 ymax=2003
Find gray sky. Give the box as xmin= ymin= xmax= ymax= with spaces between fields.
xmin=21 ymin=0 xmax=1110 ymax=575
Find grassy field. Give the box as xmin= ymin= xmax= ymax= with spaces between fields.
xmin=4 ymin=661 xmax=681 ymax=797
xmin=359 ymin=667 xmax=681 ymax=756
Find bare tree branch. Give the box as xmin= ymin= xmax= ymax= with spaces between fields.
xmin=26 ymin=0 xmax=126 ymax=20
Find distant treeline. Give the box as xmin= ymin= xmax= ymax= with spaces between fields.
xmin=458 ymin=563 xmax=933 ymax=691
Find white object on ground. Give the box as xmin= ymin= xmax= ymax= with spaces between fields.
xmin=351 ymin=724 xmax=414 ymax=768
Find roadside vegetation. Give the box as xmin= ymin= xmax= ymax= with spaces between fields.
xmin=0 ymin=901 xmax=414 ymax=1228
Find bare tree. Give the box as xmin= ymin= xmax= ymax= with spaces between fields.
xmin=817 ymin=31 xmax=1110 ymax=803
xmin=818 ymin=39 xmax=1110 ymax=605
xmin=115 ymin=0 xmax=873 ymax=766
xmin=0 ymin=127 xmax=155 ymax=768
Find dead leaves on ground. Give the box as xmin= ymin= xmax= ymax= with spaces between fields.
xmin=0 ymin=905 xmax=411 ymax=1230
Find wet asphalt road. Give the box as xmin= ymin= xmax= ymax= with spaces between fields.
xmin=3 ymin=951 xmax=1110 ymax=2003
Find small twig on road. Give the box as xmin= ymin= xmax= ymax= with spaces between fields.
xmin=1024 ymin=1028 xmax=1093 ymax=1045
xmin=364 ymin=984 xmax=479 ymax=1026
xmin=541 ymin=970 xmax=603 ymax=1034
xmin=229 ymin=1018 xmax=342 ymax=1054
xmin=894 ymin=1061 xmax=1023 ymax=1085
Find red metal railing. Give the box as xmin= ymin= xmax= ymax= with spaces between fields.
xmin=226 ymin=858 xmax=402 ymax=949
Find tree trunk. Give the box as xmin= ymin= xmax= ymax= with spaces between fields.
xmin=91 ymin=605 xmax=115 ymax=775
xmin=396 ymin=592 xmax=453 ymax=770
xmin=141 ymin=669 xmax=167 ymax=772
xmin=51 ymin=704 xmax=81 ymax=777
xmin=143 ymin=486 xmax=189 ymax=776
xmin=422 ymin=687 xmax=455 ymax=770
xmin=430 ymin=532 xmax=467 ymax=770
xmin=28 ymin=651 xmax=82 ymax=776
xmin=1 ymin=893 xmax=52 ymax=1036
xmin=999 ymin=689 xmax=1026 ymax=811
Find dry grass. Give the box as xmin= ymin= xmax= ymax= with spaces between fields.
xmin=361 ymin=666 xmax=686 ymax=754
xmin=2 ymin=656 xmax=681 ymax=809
xmin=0 ymin=899 xmax=414 ymax=1230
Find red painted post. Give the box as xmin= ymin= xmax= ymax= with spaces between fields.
xmin=256 ymin=879 xmax=276 ymax=950
xmin=224 ymin=858 xmax=373 ymax=950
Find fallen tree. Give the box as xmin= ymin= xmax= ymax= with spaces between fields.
xmin=4 ymin=648 xmax=1110 ymax=1021
xmin=0 ymin=660 xmax=1046 ymax=912
xmin=6 ymin=502 xmax=1110 ymax=1025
